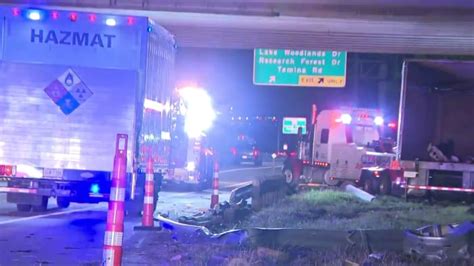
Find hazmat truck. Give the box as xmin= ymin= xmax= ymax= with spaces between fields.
xmin=283 ymin=106 xmax=396 ymax=194
xmin=0 ymin=6 xmax=176 ymax=211
xmin=394 ymin=60 xmax=474 ymax=199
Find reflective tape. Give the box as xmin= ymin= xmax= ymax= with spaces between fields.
xmin=212 ymin=189 xmax=219 ymax=195
xmin=403 ymin=171 xmax=417 ymax=178
xmin=403 ymin=185 xmax=474 ymax=193
xmin=104 ymin=231 xmax=123 ymax=247
xmin=299 ymin=183 xmax=328 ymax=188
xmin=143 ymin=196 xmax=154 ymax=204
xmin=214 ymin=173 xmax=219 ymax=179
xmin=110 ymin=187 xmax=125 ymax=202
xmin=0 ymin=187 xmax=38 ymax=194
xmin=146 ymin=173 xmax=154 ymax=181
xmin=103 ymin=249 xmax=115 ymax=266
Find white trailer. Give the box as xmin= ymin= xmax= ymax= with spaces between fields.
xmin=0 ymin=6 xmax=175 ymax=211
xmin=396 ymin=60 xmax=474 ymax=199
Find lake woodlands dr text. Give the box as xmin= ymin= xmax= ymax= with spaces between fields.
xmin=30 ymin=29 xmax=116 ymax=48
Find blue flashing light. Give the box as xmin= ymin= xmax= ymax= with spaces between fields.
xmin=90 ymin=183 xmax=100 ymax=194
xmin=147 ymin=26 xmax=153 ymax=32
xmin=26 ymin=10 xmax=43 ymax=21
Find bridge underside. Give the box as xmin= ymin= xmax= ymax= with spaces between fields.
xmin=2 ymin=0 xmax=473 ymax=55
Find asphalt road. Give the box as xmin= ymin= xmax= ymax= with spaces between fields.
xmin=0 ymin=163 xmax=280 ymax=265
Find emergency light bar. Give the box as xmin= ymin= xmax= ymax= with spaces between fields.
xmin=336 ymin=110 xmax=384 ymax=126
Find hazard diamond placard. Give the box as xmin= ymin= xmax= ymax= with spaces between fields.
xmin=44 ymin=68 xmax=93 ymax=115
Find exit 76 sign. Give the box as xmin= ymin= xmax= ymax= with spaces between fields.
xmin=254 ymin=49 xmax=347 ymax=87
xmin=282 ymin=117 xmax=307 ymax=135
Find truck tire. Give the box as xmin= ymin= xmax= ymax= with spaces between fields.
xmin=57 ymin=197 xmax=70 ymax=209
xmin=32 ymin=196 xmax=49 ymax=212
xmin=323 ymin=173 xmax=339 ymax=186
xmin=283 ymin=168 xmax=297 ymax=187
xmin=363 ymin=177 xmax=375 ymax=195
xmin=379 ymin=174 xmax=392 ymax=195
xmin=17 ymin=204 xmax=32 ymax=212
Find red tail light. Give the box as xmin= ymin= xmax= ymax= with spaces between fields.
xmin=253 ymin=149 xmax=260 ymax=158
xmin=12 ymin=8 xmax=20 ymax=16
xmin=69 ymin=12 xmax=78 ymax=22
xmin=0 ymin=164 xmax=16 ymax=177
xmin=88 ymin=14 xmax=97 ymax=22
xmin=230 ymin=147 xmax=237 ymax=155
xmin=51 ymin=11 xmax=59 ymax=20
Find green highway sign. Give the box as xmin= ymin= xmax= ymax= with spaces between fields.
xmin=282 ymin=117 xmax=307 ymax=135
xmin=253 ymin=49 xmax=347 ymax=87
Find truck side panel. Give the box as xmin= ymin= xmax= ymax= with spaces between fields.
xmin=400 ymin=61 xmax=474 ymax=162
xmin=0 ymin=9 xmax=151 ymax=173
xmin=0 ymin=63 xmax=137 ymax=173
xmin=138 ymin=22 xmax=176 ymax=168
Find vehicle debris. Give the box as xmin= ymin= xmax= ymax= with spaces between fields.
xmin=403 ymin=221 xmax=474 ymax=261
xmin=344 ymin=184 xmax=375 ymax=202
xmin=229 ymin=183 xmax=253 ymax=204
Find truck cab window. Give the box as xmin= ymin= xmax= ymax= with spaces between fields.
xmin=321 ymin=129 xmax=329 ymax=144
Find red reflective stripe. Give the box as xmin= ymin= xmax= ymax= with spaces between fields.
xmin=0 ymin=187 xmax=38 ymax=194
xmin=211 ymin=161 xmax=220 ymax=208
xmin=404 ymin=185 xmax=474 ymax=193
xmin=300 ymin=183 xmax=328 ymax=188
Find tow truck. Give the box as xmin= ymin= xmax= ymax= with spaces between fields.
xmin=283 ymin=106 xmax=396 ymax=194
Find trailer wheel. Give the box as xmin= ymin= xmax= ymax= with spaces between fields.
xmin=363 ymin=177 xmax=375 ymax=194
xmin=379 ymin=174 xmax=392 ymax=195
xmin=17 ymin=204 xmax=32 ymax=212
xmin=323 ymin=173 xmax=339 ymax=186
xmin=283 ymin=168 xmax=296 ymax=186
xmin=57 ymin=197 xmax=70 ymax=209
xmin=32 ymin=196 xmax=48 ymax=212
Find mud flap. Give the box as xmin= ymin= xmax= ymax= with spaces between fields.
xmin=7 ymin=193 xmax=44 ymax=206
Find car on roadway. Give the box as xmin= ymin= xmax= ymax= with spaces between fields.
xmin=230 ymin=140 xmax=263 ymax=166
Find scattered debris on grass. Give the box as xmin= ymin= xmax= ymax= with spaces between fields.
xmin=245 ymin=190 xmax=474 ymax=230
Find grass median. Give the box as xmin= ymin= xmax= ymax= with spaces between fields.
xmin=244 ymin=190 xmax=474 ymax=230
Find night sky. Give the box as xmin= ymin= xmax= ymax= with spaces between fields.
xmin=174 ymin=48 xmax=405 ymax=151
xmin=175 ymin=48 xmax=403 ymax=119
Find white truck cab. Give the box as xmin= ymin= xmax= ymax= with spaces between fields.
xmin=285 ymin=107 xmax=396 ymax=194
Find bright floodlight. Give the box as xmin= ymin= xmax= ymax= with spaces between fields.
xmin=178 ymin=86 xmax=216 ymax=138
xmin=105 ymin=18 xmax=117 ymax=26
xmin=186 ymin=161 xmax=196 ymax=172
xmin=374 ymin=116 xmax=384 ymax=126
xmin=340 ymin=114 xmax=352 ymax=124
xmin=27 ymin=10 xmax=42 ymax=21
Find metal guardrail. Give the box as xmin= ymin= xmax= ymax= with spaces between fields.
xmin=252 ymin=175 xmax=287 ymax=211
xmin=157 ymin=214 xmax=474 ymax=262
